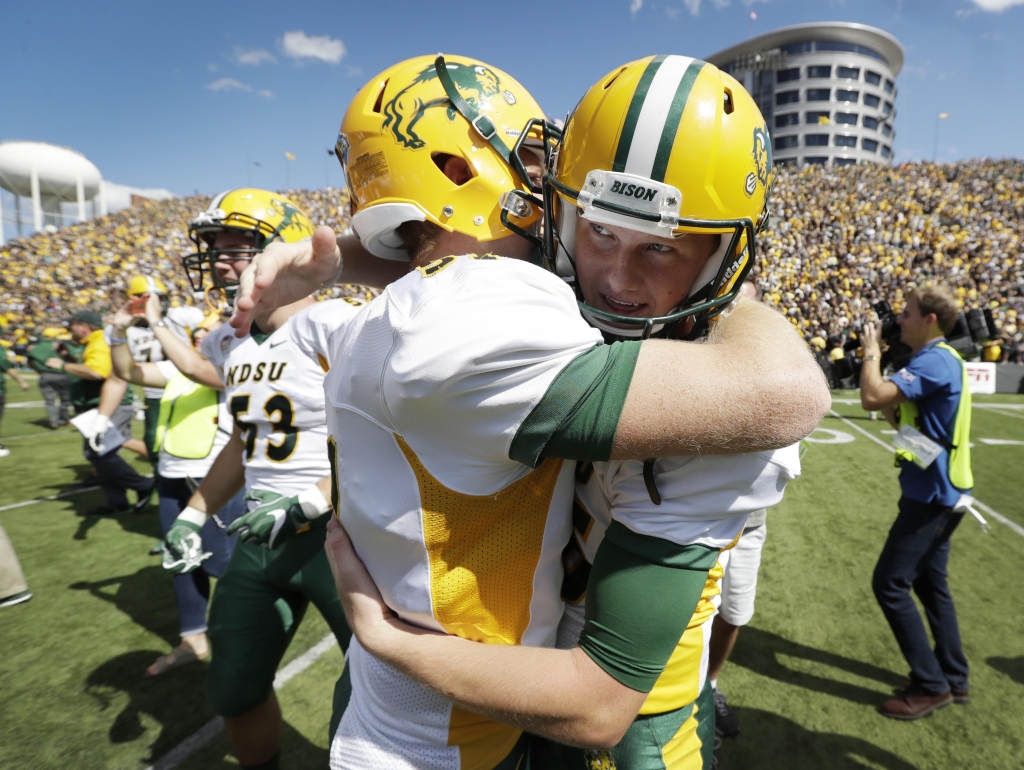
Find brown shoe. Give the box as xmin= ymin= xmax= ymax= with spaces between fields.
xmin=881 ymin=689 xmax=953 ymax=720
xmin=897 ymin=680 xmax=970 ymax=705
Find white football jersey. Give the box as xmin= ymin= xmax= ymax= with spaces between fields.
xmin=101 ymin=324 xmax=163 ymax=399
xmin=204 ymin=301 xmax=361 ymax=498
xmin=558 ymin=446 xmax=801 ymax=715
xmin=325 ymin=255 xmax=602 ymax=770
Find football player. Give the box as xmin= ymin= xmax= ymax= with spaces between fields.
xmin=234 ymin=54 xmax=826 ymax=770
xmin=156 ymin=190 xmax=357 ymax=770
xmin=324 ymin=56 xmax=804 ymax=769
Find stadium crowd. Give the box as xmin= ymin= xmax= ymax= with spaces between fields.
xmin=2 ymin=162 xmax=1022 ymax=362
xmin=0 ymin=187 xmax=367 ymax=353
xmin=752 ymin=159 xmax=1024 ymax=362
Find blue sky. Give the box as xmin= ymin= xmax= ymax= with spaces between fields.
xmin=2 ymin=0 xmax=1022 ymax=197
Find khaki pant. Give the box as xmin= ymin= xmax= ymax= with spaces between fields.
xmin=0 ymin=524 xmax=28 ymax=599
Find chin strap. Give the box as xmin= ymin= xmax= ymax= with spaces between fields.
xmin=434 ymin=54 xmax=512 ymax=166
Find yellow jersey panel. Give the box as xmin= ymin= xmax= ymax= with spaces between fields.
xmin=398 ymin=435 xmax=563 ymax=646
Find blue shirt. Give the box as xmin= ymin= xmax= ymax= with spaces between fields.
xmin=890 ymin=339 xmax=969 ymax=506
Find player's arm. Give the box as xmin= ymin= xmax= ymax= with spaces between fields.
xmin=231 ymin=226 xmax=405 ymax=336
xmin=226 ymin=476 xmax=333 ymax=549
xmin=143 ymin=294 xmax=223 ymax=389
xmin=109 ymin=305 xmax=170 ymax=389
xmin=511 ymin=298 xmax=830 ymax=467
xmin=186 ymin=426 xmax=246 ymax=516
xmin=154 ymin=427 xmax=245 ymax=574
xmin=326 ymin=518 xmax=708 ymax=748
xmin=615 ymin=298 xmax=830 ymax=457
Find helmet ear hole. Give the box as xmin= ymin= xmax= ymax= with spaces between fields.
xmin=723 ymin=88 xmax=734 ymax=115
xmin=372 ymin=79 xmax=389 ymax=113
xmin=603 ymin=66 xmax=627 ymax=89
xmin=431 ymin=153 xmax=474 ymax=186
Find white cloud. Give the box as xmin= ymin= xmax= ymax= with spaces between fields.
xmin=206 ymin=78 xmax=252 ymax=92
xmin=630 ymin=0 xmax=643 ymax=15
xmin=684 ymin=0 xmax=702 ymax=14
xmin=970 ymin=0 xmax=1024 ymax=10
xmin=346 ymin=65 xmax=363 ymax=78
xmin=235 ymin=47 xmax=276 ymax=65
xmin=666 ymin=5 xmax=681 ymax=18
xmin=258 ymin=89 xmax=275 ymax=99
xmin=282 ymin=30 xmax=345 ymax=63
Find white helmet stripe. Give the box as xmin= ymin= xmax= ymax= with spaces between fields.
xmin=623 ymin=56 xmax=696 ymax=179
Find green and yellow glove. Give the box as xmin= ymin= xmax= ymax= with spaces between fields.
xmin=226 ymin=486 xmax=332 ymax=549
xmin=149 ymin=507 xmax=212 ymax=574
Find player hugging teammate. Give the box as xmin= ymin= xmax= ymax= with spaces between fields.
xmin=229 ymin=53 xmax=827 ymax=770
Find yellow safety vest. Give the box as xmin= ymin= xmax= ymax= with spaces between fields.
xmin=894 ymin=342 xmax=973 ymax=490
xmin=154 ymin=373 xmax=219 ymax=460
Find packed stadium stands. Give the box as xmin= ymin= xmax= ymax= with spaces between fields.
xmin=0 ymin=187 xmax=367 ymax=352
xmin=753 ymin=159 xmax=1024 ymax=362
xmin=1 ymin=162 xmax=1022 ymax=361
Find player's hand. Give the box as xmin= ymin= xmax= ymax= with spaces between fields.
xmin=18 ymin=380 xmax=29 ymax=392
xmin=110 ymin=303 xmax=139 ymax=332
xmin=144 ymin=292 xmax=164 ymax=325
xmin=230 ymin=225 xmax=341 ymax=338
xmin=325 ymin=516 xmax=403 ymax=654
xmin=226 ymin=488 xmax=323 ymax=549
xmin=862 ymin=322 xmax=883 ymax=359
xmin=154 ymin=517 xmax=212 ymax=574
xmin=88 ymin=414 xmax=111 ymax=453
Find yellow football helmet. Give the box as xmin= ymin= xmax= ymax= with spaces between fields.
xmin=126 ymin=276 xmax=167 ymax=296
xmin=335 ymin=54 xmax=557 ymax=260
xmin=545 ymin=55 xmax=774 ymax=339
xmin=183 ymin=188 xmax=315 ymax=297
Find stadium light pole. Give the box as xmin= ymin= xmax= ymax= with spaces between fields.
xmin=933 ymin=112 xmax=948 ymax=163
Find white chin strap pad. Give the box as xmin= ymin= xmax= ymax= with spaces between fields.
xmin=687 ymin=233 xmax=733 ymax=300
xmin=555 ymin=201 xmax=577 ymax=278
xmin=350 ymin=203 xmax=429 ymax=262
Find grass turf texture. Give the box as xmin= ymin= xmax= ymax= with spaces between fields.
xmin=1 ymin=381 xmax=1022 ymax=769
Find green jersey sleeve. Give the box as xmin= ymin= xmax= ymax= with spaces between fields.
xmin=577 ymin=520 xmax=719 ymax=692
xmin=0 ymin=346 xmax=11 ymax=373
xmin=509 ymin=341 xmax=641 ymax=467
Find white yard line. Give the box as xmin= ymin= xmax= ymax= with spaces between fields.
xmin=978 ymin=407 xmax=1024 ymax=422
xmin=5 ymin=400 xmax=45 ymax=409
xmin=827 ymin=409 xmax=1023 ymax=539
xmin=0 ymin=486 xmax=99 ymax=513
xmin=2 ymin=430 xmax=76 ymax=441
xmin=144 ymin=633 xmax=340 ymax=770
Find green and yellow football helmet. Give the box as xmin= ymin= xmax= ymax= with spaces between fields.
xmin=335 ymin=54 xmax=558 ymax=260
xmin=126 ymin=274 xmax=170 ymax=314
xmin=183 ymin=188 xmax=315 ymax=299
xmin=543 ymin=55 xmax=774 ymax=339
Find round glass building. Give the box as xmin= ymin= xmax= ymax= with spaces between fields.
xmin=706 ymin=22 xmax=904 ymax=168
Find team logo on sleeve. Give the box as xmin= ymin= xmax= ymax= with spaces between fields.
xmin=383 ymin=62 xmax=501 ymax=150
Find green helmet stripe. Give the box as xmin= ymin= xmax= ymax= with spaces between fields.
xmin=612 ymin=55 xmax=667 ymax=173
xmin=650 ymin=60 xmax=706 ymax=182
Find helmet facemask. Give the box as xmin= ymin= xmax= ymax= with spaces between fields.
xmin=183 ymin=214 xmax=281 ymax=302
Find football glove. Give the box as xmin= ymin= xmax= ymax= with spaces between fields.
xmin=226 ymin=486 xmax=332 ymax=549
xmin=88 ymin=414 xmax=112 ymax=453
xmin=150 ymin=507 xmax=212 ymax=574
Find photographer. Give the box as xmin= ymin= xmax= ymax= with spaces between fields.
xmin=859 ymin=285 xmax=973 ymax=720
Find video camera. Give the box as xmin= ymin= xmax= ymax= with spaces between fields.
xmin=831 ymin=300 xmax=999 ymax=384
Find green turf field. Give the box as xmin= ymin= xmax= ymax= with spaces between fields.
xmin=1 ymin=378 xmax=1023 ymax=769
